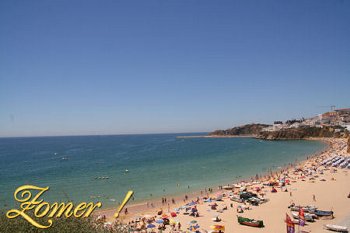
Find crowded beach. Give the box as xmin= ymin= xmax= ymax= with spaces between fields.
xmin=96 ymin=138 xmax=350 ymax=233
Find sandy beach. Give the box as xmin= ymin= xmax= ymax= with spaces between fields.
xmin=97 ymin=138 xmax=350 ymax=233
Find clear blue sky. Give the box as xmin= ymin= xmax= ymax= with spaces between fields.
xmin=1 ymin=0 xmax=349 ymax=137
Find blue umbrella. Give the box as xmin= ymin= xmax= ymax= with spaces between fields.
xmin=147 ymin=224 xmax=156 ymax=229
xmin=155 ymin=219 xmax=164 ymax=224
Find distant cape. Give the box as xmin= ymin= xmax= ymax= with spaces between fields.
xmin=209 ymin=124 xmax=349 ymax=140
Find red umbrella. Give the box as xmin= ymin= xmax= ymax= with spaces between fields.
xmin=170 ymin=212 xmax=177 ymax=217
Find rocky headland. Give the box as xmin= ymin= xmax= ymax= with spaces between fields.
xmin=209 ymin=124 xmax=349 ymax=140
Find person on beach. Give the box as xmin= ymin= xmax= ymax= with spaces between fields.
xmin=313 ymin=194 xmax=316 ymax=201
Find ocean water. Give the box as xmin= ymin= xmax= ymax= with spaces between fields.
xmin=0 ymin=134 xmax=326 ymax=209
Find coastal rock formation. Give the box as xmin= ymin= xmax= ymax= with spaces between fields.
xmin=210 ymin=124 xmax=348 ymax=141
xmin=209 ymin=124 xmax=271 ymax=136
xmin=348 ymin=137 xmax=350 ymax=153
xmin=257 ymin=126 xmax=345 ymax=140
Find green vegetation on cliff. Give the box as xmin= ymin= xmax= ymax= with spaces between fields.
xmin=209 ymin=124 xmax=349 ymax=140
xmin=209 ymin=124 xmax=270 ymax=136
xmin=257 ymin=126 xmax=347 ymax=140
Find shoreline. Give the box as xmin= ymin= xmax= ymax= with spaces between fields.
xmin=95 ymin=137 xmax=350 ymax=232
xmin=95 ymin=137 xmax=334 ymax=223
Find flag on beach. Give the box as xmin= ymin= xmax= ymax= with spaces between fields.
xmin=299 ymin=207 xmax=305 ymax=226
xmin=285 ymin=213 xmax=295 ymax=233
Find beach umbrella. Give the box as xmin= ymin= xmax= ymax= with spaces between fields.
xmin=147 ymin=224 xmax=156 ymax=229
xmin=169 ymin=219 xmax=178 ymax=225
xmin=189 ymin=224 xmax=200 ymax=231
xmin=170 ymin=212 xmax=177 ymax=217
xmin=210 ymin=225 xmax=225 ymax=231
xmin=155 ymin=219 xmax=164 ymax=224
xmin=189 ymin=220 xmax=197 ymax=225
xmin=162 ymin=214 xmax=169 ymax=219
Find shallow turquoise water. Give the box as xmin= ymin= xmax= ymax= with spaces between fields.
xmin=0 ymin=134 xmax=325 ymax=208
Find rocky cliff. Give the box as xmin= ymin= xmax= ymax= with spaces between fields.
xmin=257 ymin=126 xmax=345 ymax=140
xmin=209 ymin=124 xmax=348 ymax=140
xmin=209 ymin=124 xmax=271 ymax=136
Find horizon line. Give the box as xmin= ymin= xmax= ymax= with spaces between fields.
xmin=0 ymin=131 xmax=211 ymax=139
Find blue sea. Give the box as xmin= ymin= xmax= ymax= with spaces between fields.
xmin=0 ymin=134 xmax=326 ymax=209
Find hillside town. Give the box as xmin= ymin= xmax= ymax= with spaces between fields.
xmin=209 ymin=108 xmax=350 ymax=140
xmin=263 ymin=108 xmax=350 ymax=133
